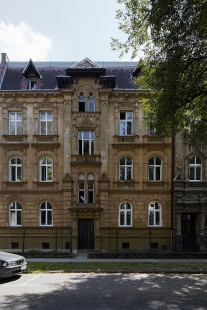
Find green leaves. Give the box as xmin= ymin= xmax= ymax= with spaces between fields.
xmin=112 ymin=0 xmax=207 ymax=141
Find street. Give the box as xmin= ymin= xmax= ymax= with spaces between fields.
xmin=1 ymin=273 xmax=207 ymax=309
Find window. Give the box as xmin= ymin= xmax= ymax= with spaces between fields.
xmin=119 ymin=202 xmax=132 ymax=226
xmin=88 ymin=93 xmax=95 ymax=112
xmin=149 ymin=125 xmax=156 ymax=135
xmin=9 ymin=201 xmax=22 ymax=226
xmin=78 ymin=131 xmax=94 ymax=155
xmin=119 ymin=157 xmax=132 ymax=181
xmin=189 ymin=155 xmax=202 ymax=181
xmin=40 ymin=201 xmax=53 ymax=226
xmin=78 ymin=92 xmax=95 ymax=112
xmin=40 ymin=157 xmax=53 ymax=181
xmin=9 ymin=112 xmax=22 ymax=135
xmin=28 ymin=79 xmax=37 ymax=90
xmin=148 ymin=157 xmax=162 ymax=181
xmin=40 ymin=112 xmax=53 ymax=135
xmin=10 ymin=158 xmax=22 ymax=181
xmin=120 ymin=112 xmax=133 ymax=135
xmin=78 ymin=173 xmax=94 ymax=203
xmin=148 ymin=201 xmax=162 ymax=226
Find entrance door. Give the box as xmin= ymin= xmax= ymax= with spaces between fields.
xmin=78 ymin=219 xmax=94 ymax=250
xmin=181 ymin=213 xmax=197 ymax=251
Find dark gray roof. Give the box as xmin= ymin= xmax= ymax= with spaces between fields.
xmin=0 ymin=58 xmax=138 ymax=90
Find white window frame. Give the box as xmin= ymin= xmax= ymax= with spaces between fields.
xmin=119 ymin=157 xmax=133 ymax=181
xmin=40 ymin=201 xmax=53 ymax=226
xmin=40 ymin=157 xmax=53 ymax=181
xmin=9 ymin=112 xmax=22 ymax=135
xmin=148 ymin=157 xmax=162 ymax=181
xmin=119 ymin=202 xmax=132 ymax=227
xmin=148 ymin=201 xmax=162 ymax=227
xmin=119 ymin=112 xmax=133 ymax=136
xmin=9 ymin=157 xmax=22 ymax=181
xmin=40 ymin=112 xmax=53 ymax=135
xmin=189 ymin=155 xmax=202 ymax=181
xmin=78 ymin=131 xmax=94 ymax=155
xmin=9 ymin=201 xmax=22 ymax=226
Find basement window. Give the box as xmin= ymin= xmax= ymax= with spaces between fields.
xmin=42 ymin=242 xmax=49 ymax=249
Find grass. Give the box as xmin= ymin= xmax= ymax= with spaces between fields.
xmin=26 ymin=262 xmax=207 ymax=273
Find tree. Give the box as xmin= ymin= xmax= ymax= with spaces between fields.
xmin=111 ymin=0 xmax=207 ymax=139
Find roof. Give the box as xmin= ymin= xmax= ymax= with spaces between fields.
xmin=0 ymin=57 xmax=139 ymax=90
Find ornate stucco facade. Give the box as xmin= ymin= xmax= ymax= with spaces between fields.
xmin=0 ymin=54 xmax=172 ymax=252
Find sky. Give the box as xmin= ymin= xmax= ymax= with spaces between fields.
xmin=0 ymin=0 xmax=138 ymax=62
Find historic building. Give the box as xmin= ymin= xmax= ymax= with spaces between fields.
xmin=173 ymin=132 xmax=207 ymax=251
xmin=0 ymin=52 xmax=172 ymax=252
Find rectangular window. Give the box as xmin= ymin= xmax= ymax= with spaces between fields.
xmin=88 ymin=184 xmax=94 ymax=203
xmin=40 ymin=112 xmax=53 ymax=135
xmin=78 ymin=131 xmax=94 ymax=155
xmin=9 ymin=112 xmax=22 ymax=135
xmin=120 ymin=112 xmax=133 ymax=135
xmin=79 ymin=183 xmax=85 ymax=203
xmin=28 ymin=79 xmax=37 ymax=90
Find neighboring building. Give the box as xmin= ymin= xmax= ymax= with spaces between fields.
xmin=0 ymin=52 xmax=172 ymax=252
xmin=173 ymin=133 xmax=207 ymax=251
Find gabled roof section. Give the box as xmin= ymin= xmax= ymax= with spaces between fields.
xmin=71 ymin=58 xmax=101 ymax=68
xmin=22 ymin=59 xmax=42 ymax=79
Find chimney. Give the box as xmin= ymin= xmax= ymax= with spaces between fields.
xmin=1 ymin=53 xmax=9 ymax=64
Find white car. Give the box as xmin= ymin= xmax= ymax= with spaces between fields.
xmin=0 ymin=251 xmax=27 ymax=279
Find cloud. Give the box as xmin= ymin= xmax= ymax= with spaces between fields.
xmin=0 ymin=21 xmax=52 ymax=61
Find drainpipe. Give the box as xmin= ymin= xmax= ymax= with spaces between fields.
xmin=171 ymin=135 xmax=175 ymax=251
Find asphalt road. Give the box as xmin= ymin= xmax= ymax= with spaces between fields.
xmin=1 ymin=273 xmax=207 ymax=310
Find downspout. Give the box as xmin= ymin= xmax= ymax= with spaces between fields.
xmin=171 ymin=135 xmax=175 ymax=251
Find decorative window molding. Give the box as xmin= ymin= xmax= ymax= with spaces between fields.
xmin=9 ymin=201 xmax=22 ymax=226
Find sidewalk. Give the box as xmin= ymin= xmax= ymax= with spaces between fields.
xmin=26 ymin=252 xmax=207 ymax=263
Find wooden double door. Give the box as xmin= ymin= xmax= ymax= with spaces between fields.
xmin=78 ymin=219 xmax=94 ymax=250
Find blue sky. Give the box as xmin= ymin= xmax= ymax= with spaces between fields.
xmin=0 ymin=0 xmax=137 ymax=62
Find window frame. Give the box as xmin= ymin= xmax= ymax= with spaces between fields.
xmin=39 ymin=157 xmax=53 ymax=182
xmin=28 ymin=79 xmax=37 ymax=90
xmin=78 ymin=131 xmax=94 ymax=155
xmin=9 ymin=201 xmax=22 ymax=227
xmin=148 ymin=157 xmax=162 ymax=181
xmin=119 ymin=157 xmax=133 ymax=181
xmin=119 ymin=111 xmax=133 ymax=136
xmin=9 ymin=112 xmax=22 ymax=135
xmin=189 ymin=155 xmax=202 ymax=181
xmin=9 ymin=157 xmax=22 ymax=182
xmin=78 ymin=173 xmax=94 ymax=204
xmin=40 ymin=201 xmax=53 ymax=226
xmin=40 ymin=111 xmax=53 ymax=135
xmin=148 ymin=201 xmax=162 ymax=227
xmin=119 ymin=202 xmax=132 ymax=227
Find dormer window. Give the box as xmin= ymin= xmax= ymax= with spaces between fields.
xmin=28 ymin=79 xmax=37 ymax=90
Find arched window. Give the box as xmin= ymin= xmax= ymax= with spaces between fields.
xmin=88 ymin=93 xmax=95 ymax=112
xmin=9 ymin=158 xmax=22 ymax=181
xmin=119 ymin=157 xmax=132 ymax=181
xmin=148 ymin=202 xmax=162 ymax=226
xmin=189 ymin=155 xmax=202 ymax=181
xmin=40 ymin=201 xmax=53 ymax=226
xmin=10 ymin=201 xmax=22 ymax=226
xmin=40 ymin=157 xmax=53 ymax=181
xmin=78 ymin=173 xmax=94 ymax=203
xmin=119 ymin=202 xmax=132 ymax=226
xmin=148 ymin=157 xmax=162 ymax=181
xmin=78 ymin=92 xmax=85 ymax=111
